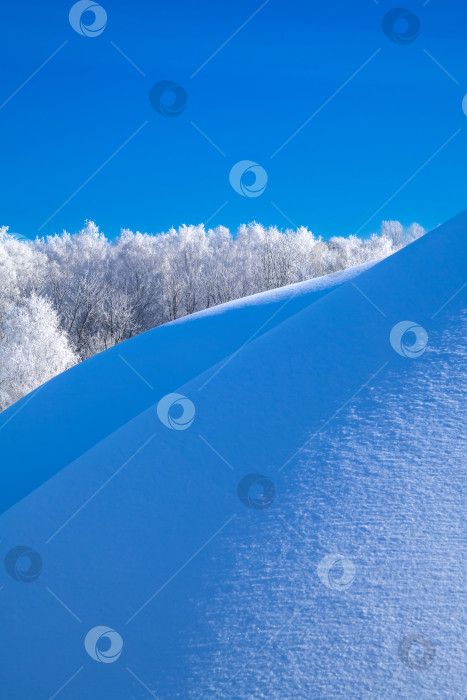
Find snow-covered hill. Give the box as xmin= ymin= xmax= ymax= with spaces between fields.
xmin=0 ymin=258 xmax=375 ymax=515
xmin=0 ymin=213 xmax=465 ymax=699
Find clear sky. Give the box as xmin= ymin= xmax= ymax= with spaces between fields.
xmin=1 ymin=0 xmax=467 ymax=239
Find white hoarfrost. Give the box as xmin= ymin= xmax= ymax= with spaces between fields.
xmin=0 ymin=295 xmax=76 ymax=411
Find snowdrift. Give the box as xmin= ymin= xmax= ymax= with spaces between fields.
xmin=0 ymin=213 xmax=465 ymax=699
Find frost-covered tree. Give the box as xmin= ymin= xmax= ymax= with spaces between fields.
xmin=0 ymin=295 xmax=77 ymax=411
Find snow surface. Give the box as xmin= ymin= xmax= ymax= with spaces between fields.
xmin=0 ymin=214 xmax=465 ymax=699
xmin=0 ymin=258 xmax=374 ymax=514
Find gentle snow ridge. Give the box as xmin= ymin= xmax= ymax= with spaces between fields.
xmin=0 ymin=257 xmax=375 ymax=513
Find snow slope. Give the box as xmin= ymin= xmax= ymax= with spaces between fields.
xmin=0 ymin=214 xmax=465 ymax=699
xmin=0 ymin=258 xmax=375 ymax=514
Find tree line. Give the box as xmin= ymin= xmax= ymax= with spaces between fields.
xmin=0 ymin=219 xmax=424 ymax=411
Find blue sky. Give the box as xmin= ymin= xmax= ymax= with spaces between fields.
xmin=1 ymin=0 xmax=466 ymax=239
